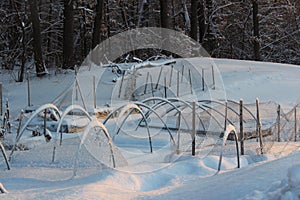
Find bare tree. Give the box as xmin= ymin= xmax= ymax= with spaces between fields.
xmin=63 ymin=0 xmax=74 ymax=69
xmin=92 ymin=0 xmax=104 ymax=49
xmin=252 ymin=0 xmax=260 ymax=60
xmin=190 ymin=0 xmax=198 ymax=41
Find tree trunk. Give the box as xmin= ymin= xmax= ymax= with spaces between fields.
xmin=28 ymin=0 xmax=47 ymax=76
xmin=160 ymin=0 xmax=170 ymax=29
xmin=190 ymin=0 xmax=198 ymax=41
xmin=252 ymin=0 xmax=260 ymax=61
xmin=63 ymin=0 xmax=74 ymax=69
xmin=198 ymin=0 xmax=206 ymax=43
xmin=92 ymin=0 xmax=104 ymax=49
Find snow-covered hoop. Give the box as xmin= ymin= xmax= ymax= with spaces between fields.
xmin=73 ymin=27 xmax=227 ymax=173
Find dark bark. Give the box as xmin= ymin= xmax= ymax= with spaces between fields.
xmin=198 ymin=0 xmax=206 ymax=43
xmin=28 ymin=0 xmax=47 ymax=76
xmin=92 ymin=0 xmax=104 ymax=49
xmin=190 ymin=0 xmax=198 ymax=41
xmin=160 ymin=0 xmax=170 ymax=29
xmin=252 ymin=0 xmax=260 ymax=61
xmin=63 ymin=0 xmax=74 ymax=69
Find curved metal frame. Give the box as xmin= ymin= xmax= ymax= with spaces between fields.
xmin=104 ymin=103 xmax=153 ymax=153
xmin=9 ymin=104 xmax=61 ymax=161
xmin=73 ymin=119 xmax=116 ymax=176
xmin=0 ymin=141 xmax=10 ymax=170
xmin=218 ymin=124 xmax=240 ymax=172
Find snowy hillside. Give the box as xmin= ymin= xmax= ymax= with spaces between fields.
xmin=0 ymin=58 xmax=300 ymax=200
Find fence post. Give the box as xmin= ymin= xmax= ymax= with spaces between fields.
xmin=192 ymin=101 xmax=196 ymax=156
xmin=295 ymin=107 xmax=297 ymax=142
xmin=240 ymin=99 xmax=244 ymax=155
xmin=155 ymin=67 xmax=163 ymax=90
xmin=181 ymin=65 xmax=184 ymax=82
xmin=277 ymin=104 xmax=281 ymax=142
xmin=164 ymin=76 xmax=167 ymax=98
xmin=143 ymin=72 xmax=149 ymax=95
xmin=93 ymin=76 xmax=96 ymax=109
xmin=0 ymin=82 xmax=2 ymax=116
xmin=188 ymin=69 xmax=193 ymax=94
xmin=27 ymin=71 xmax=31 ymax=106
xmin=211 ymin=65 xmax=215 ymax=90
xmin=224 ymin=101 xmax=228 ymax=131
xmin=43 ymin=109 xmax=47 ymax=136
xmin=118 ymin=71 xmax=125 ymax=98
xmin=177 ymin=71 xmax=180 ymax=97
xmin=202 ymin=68 xmax=205 ymax=91
xmin=256 ymin=98 xmax=263 ymax=154
xmin=169 ymin=65 xmax=173 ymax=87
xmin=176 ymin=111 xmax=181 ymax=154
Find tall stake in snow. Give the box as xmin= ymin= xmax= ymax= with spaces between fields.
xmin=212 ymin=65 xmax=215 ymax=90
xmin=177 ymin=71 xmax=180 ymax=97
xmin=295 ymin=108 xmax=297 ymax=142
xmin=224 ymin=101 xmax=228 ymax=131
xmin=93 ymin=76 xmax=96 ymax=109
xmin=202 ymin=68 xmax=205 ymax=91
xmin=277 ymin=104 xmax=281 ymax=142
xmin=240 ymin=99 xmax=244 ymax=155
xmin=169 ymin=65 xmax=173 ymax=87
xmin=256 ymin=98 xmax=263 ymax=154
xmin=0 ymin=82 xmax=2 ymax=116
xmin=118 ymin=71 xmax=125 ymax=98
xmin=156 ymin=67 xmax=163 ymax=90
xmin=192 ymin=101 xmax=196 ymax=156
xmin=27 ymin=72 xmax=31 ymax=107
xmin=188 ymin=69 xmax=193 ymax=94
xmin=144 ymin=72 xmax=149 ymax=95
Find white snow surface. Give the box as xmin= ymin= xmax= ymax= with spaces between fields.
xmin=0 ymin=58 xmax=300 ymax=199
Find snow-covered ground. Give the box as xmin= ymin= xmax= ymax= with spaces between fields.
xmin=0 ymin=58 xmax=300 ymax=199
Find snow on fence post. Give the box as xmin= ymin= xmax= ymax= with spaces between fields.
xmin=277 ymin=104 xmax=281 ymax=142
xmin=27 ymin=71 xmax=31 ymax=107
xmin=202 ymin=68 xmax=205 ymax=91
xmin=211 ymin=65 xmax=215 ymax=90
xmin=256 ymin=98 xmax=263 ymax=154
xmin=188 ymin=69 xmax=193 ymax=94
xmin=192 ymin=101 xmax=196 ymax=156
xmin=143 ymin=72 xmax=149 ymax=95
xmin=240 ymin=99 xmax=244 ymax=155
xmin=169 ymin=65 xmax=173 ymax=87
xmin=93 ymin=76 xmax=96 ymax=109
xmin=295 ymin=108 xmax=297 ymax=142
xmin=177 ymin=71 xmax=180 ymax=97
xmin=0 ymin=82 xmax=2 ymax=116
xmin=155 ymin=66 xmax=163 ymax=90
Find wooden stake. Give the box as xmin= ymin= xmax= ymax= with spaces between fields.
xmin=224 ymin=101 xmax=228 ymax=131
xmin=155 ymin=66 xmax=163 ymax=90
xmin=256 ymin=98 xmax=263 ymax=154
xmin=150 ymin=74 xmax=154 ymax=98
xmin=192 ymin=101 xmax=196 ymax=156
xmin=188 ymin=69 xmax=193 ymax=94
xmin=0 ymin=82 xmax=2 ymax=116
xmin=164 ymin=76 xmax=167 ymax=98
xmin=177 ymin=71 xmax=180 ymax=97
xmin=27 ymin=71 xmax=31 ymax=106
xmin=118 ymin=71 xmax=125 ymax=98
xmin=240 ymin=99 xmax=244 ymax=155
xmin=295 ymin=108 xmax=297 ymax=142
xmin=181 ymin=65 xmax=184 ymax=82
xmin=202 ymin=68 xmax=204 ymax=91
xmin=169 ymin=65 xmax=173 ymax=87
xmin=43 ymin=109 xmax=47 ymax=135
xmin=93 ymin=76 xmax=96 ymax=109
xmin=144 ymin=72 xmax=149 ymax=95
xmin=277 ymin=104 xmax=281 ymax=142
xmin=212 ymin=65 xmax=215 ymax=90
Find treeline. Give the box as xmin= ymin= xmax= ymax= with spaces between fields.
xmin=0 ymin=0 xmax=299 ymax=80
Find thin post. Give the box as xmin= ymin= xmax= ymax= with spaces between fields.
xmin=188 ymin=69 xmax=193 ymax=94
xmin=43 ymin=109 xmax=47 ymax=135
xmin=202 ymin=68 xmax=205 ymax=91
xmin=192 ymin=101 xmax=196 ymax=156
xmin=164 ymin=76 xmax=167 ymax=98
xmin=16 ymin=110 xmax=24 ymax=139
xmin=277 ymin=104 xmax=281 ymax=142
xmin=224 ymin=101 xmax=228 ymax=131
xmin=240 ymin=99 xmax=244 ymax=155
xmin=93 ymin=76 xmax=96 ymax=109
xmin=0 ymin=82 xmax=2 ymax=116
xmin=211 ymin=65 xmax=215 ymax=90
xmin=176 ymin=111 xmax=181 ymax=154
xmin=181 ymin=65 xmax=184 ymax=82
xmin=177 ymin=71 xmax=180 ymax=97
xmin=295 ymin=108 xmax=297 ymax=142
xmin=256 ymin=98 xmax=263 ymax=154
xmin=143 ymin=72 xmax=149 ymax=95
xmin=27 ymin=71 xmax=31 ymax=106
xmin=169 ymin=65 xmax=173 ymax=87
xmin=155 ymin=66 xmax=163 ymax=89
xmin=118 ymin=71 xmax=125 ymax=98
xmin=150 ymin=74 xmax=154 ymax=98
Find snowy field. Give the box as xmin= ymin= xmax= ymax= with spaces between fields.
xmin=0 ymin=58 xmax=300 ymax=199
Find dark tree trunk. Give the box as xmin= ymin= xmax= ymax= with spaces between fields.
xmin=252 ymin=0 xmax=260 ymax=61
xmin=63 ymin=0 xmax=74 ymax=69
xmin=190 ymin=0 xmax=198 ymax=41
xmin=198 ymin=0 xmax=206 ymax=43
xmin=92 ymin=0 xmax=104 ymax=49
xmin=28 ymin=0 xmax=47 ymax=76
xmin=160 ymin=0 xmax=170 ymax=29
